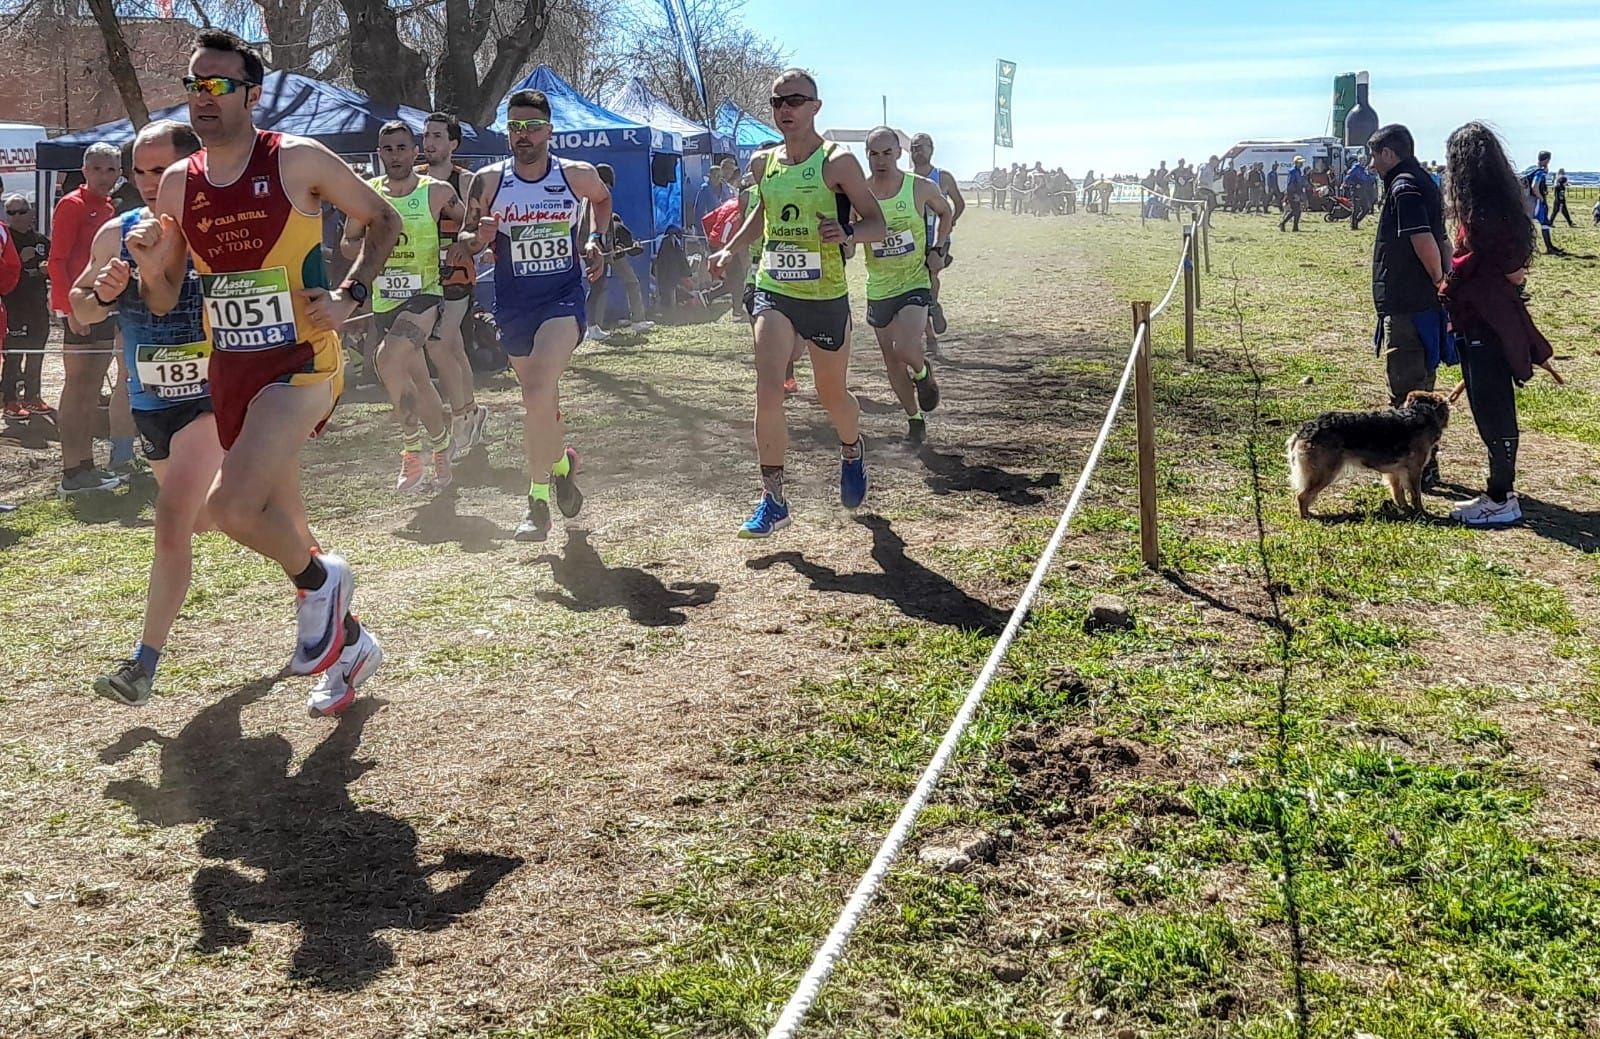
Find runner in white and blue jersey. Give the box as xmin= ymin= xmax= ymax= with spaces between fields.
xmin=909 ymin=133 xmax=964 ymax=354
xmin=70 ymin=121 xmax=225 ymax=707
xmin=454 ymin=88 xmax=612 ymax=542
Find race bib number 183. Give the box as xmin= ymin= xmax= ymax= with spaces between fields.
xmin=135 ymin=341 xmax=211 ymax=401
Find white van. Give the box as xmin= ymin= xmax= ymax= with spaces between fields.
xmin=0 ymin=121 xmax=46 ymax=204
xmin=1222 ymin=137 xmax=1351 ymax=179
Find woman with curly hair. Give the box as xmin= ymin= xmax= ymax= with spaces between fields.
xmin=1438 ymin=121 xmax=1555 ymax=526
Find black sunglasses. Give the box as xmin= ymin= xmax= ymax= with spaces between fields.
xmin=768 ymin=93 xmax=815 ymax=109
xmin=5 ymin=208 xmax=27 ymax=215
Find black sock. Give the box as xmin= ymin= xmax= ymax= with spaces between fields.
xmin=292 ymin=557 xmax=328 ymax=591
xmin=343 ymin=612 xmax=361 ymax=646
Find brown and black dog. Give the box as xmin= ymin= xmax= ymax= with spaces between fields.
xmin=1288 ymin=390 xmax=1450 ymax=518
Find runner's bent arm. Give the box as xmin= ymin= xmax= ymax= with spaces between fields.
xmin=293 ymin=140 xmax=401 ymax=293
xmin=825 ymin=151 xmax=885 ymax=245
xmin=721 ymin=195 xmax=766 ymax=256
xmin=129 ymin=166 xmax=191 ymax=316
xmin=940 ymin=171 xmax=965 ymax=231
xmin=450 ymin=164 xmax=501 ymax=258
xmin=69 ymin=219 xmax=128 ymax=327
xmin=433 ymin=181 xmax=466 ymax=227
xmin=564 ymin=162 xmax=612 ymax=281
xmin=917 ymin=178 xmax=954 ymax=267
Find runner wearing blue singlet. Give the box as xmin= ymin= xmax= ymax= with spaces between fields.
xmin=909 ymin=134 xmax=964 ymax=354
xmin=71 ymin=121 xmax=226 ymax=707
xmin=453 ymin=88 xmax=611 ymax=543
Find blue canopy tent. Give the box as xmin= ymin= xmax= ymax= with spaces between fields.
xmin=714 ymin=101 xmax=782 ymax=168
xmin=34 ymin=70 xmax=507 ymax=170
xmin=495 ymin=65 xmax=681 ymax=312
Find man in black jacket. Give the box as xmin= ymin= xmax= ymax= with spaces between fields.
xmin=1552 ymin=168 xmax=1574 ymax=227
xmin=1367 ymin=123 xmax=1450 ymax=480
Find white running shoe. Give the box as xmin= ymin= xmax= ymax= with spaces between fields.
xmin=290 ymin=554 xmax=353 ymax=676
xmin=584 ymin=326 xmax=611 ymax=342
xmin=307 ymin=625 xmax=383 ymax=718
xmin=630 ymin=321 xmax=655 ymax=333
xmin=1450 ymin=492 xmax=1522 ymax=526
xmin=465 ymin=404 xmax=488 ymax=450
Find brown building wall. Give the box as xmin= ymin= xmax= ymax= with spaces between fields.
xmin=0 ymin=16 xmax=197 ymax=131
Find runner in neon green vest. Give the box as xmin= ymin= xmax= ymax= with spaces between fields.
xmin=708 ymin=69 xmax=887 ymax=538
xmin=343 ymin=120 xmax=468 ymax=494
xmin=858 ymin=127 xmax=952 ymax=445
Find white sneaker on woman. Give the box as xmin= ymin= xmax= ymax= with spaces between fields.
xmin=1450 ymin=492 xmax=1522 ymax=526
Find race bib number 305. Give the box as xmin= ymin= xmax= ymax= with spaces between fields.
xmin=136 ymin=341 xmax=211 ymax=401
xmin=200 ymin=267 xmax=299 ymax=351
xmin=762 ymin=242 xmax=822 ymax=282
xmin=509 ymin=222 xmax=574 ymax=277
xmin=872 ymin=229 xmax=918 ymax=259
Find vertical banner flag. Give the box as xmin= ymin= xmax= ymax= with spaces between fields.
xmin=660 ymin=0 xmax=708 ymax=115
xmin=1330 ymin=73 xmax=1356 ymax=142
xmin=994 ymin=59 xmax=1016 ymax=148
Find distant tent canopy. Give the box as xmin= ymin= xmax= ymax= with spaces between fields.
xmin=605 ymin=77 xmax=729 ymax=157
xmin=496 ymin=64 xmax=682 ymax=298
xmin=714 ymin=101 xmax=781 ymax=167
xmin=34 ymin=71 xmax=507 ymax=170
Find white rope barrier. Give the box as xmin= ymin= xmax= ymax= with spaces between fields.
xmin=764 ymin=227 xmax=1195 ymax=1039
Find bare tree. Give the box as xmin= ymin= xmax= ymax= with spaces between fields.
xmin=617 ymin=0 xmax=786 ymax=123
xmin=83 ymin=0 xmax=152 ymax=126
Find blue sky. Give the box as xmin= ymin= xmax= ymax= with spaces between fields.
xmin=741 ymin=0 xmax=1599 ymax=176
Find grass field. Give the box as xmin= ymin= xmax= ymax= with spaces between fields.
xmin=3 ymin=203 xmax=1600 ymax=1038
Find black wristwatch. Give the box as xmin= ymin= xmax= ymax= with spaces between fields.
xmin=339 ymin=279 xmax=369 ymax=307
xmin=92 ymin=288 xmax=119 ymax=308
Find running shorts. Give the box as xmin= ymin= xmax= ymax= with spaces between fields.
xmin=133 ymin=398 xmax=213 ymax=461
xmin=208 ymin=339 xmax=342 ymax=451
xmin=751 ymin=289 xmax=851 ymax=352
xmin=866 ymin=289 xmax=933 ymax=330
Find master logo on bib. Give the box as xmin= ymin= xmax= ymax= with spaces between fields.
xmin=201 ymin=268 xmax=299 ymax=351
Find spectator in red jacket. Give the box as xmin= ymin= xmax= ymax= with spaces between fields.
xmin=48 ymin=142 xmax=126 ymax=495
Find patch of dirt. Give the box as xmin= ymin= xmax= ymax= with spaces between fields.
xmin=1002 ymin=724 xmax=1189 ymax=828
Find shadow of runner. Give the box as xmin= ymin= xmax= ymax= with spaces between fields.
xmin=535 ymin=527 xmax=720 ymax=627
xmin=1516 ymin=495 xmax=1600 ymax=554
xmin=396 ymin=491 xmax=506 ymax=553
xmin=747 ymin=515 xmax=1007 ymax=635
xmin=100 ymin=678 xmax=522 ymax=991
xmin=918 ymin=445 xmax=1062 ymax=506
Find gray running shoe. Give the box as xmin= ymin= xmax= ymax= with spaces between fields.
xmin=59 ymin=467 xmax=122 ymax=497
xmin=94 ymin=659 xmax=152 ymax=706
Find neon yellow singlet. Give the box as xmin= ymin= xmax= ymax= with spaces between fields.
xmin=754 ymin=142 xmax=847 ymax=300
xmin=863 ymin=172 xmax=930 ymax=301
xmin=369 ymin=175 xmax=441 ymax=313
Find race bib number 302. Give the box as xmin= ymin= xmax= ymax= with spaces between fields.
xmin=200 ymin=267 xmax=299 ymax=351
xmin=378 ymin=270 xmax=422 ymax=301
xmin=509 ymin=222 xmax=574 ymax=277
xmin=136 ymin=340 xmax=211 ymax=400
xmin=762 ymin=242 xmax=822 ymax=282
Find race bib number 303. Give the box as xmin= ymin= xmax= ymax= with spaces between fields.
xmin=136 ymin=340 xmax=211 ymax=400
xmin=509 ymin=222 xmax=574 ymax=277
xmin=200 ymin=267 xmax=299 ymax=351
xmin=762 ymin=242 xmax=822 ymax=282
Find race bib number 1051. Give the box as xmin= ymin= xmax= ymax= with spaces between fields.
xmin=200 ymin=267 xmax=299 ymax=351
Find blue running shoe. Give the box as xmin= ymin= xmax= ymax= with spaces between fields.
xmin=840 ymin=440 xmax=868 ymax=509
xmin=739 ymin=494 xmax=791 ymax=539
